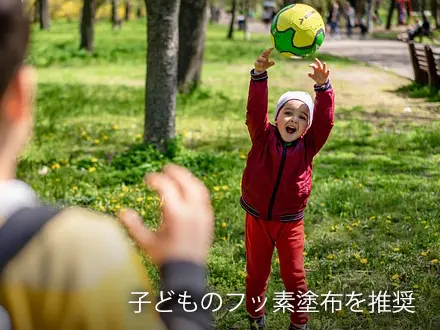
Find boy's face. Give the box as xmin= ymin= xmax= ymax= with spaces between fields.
xmin=275 ymin=100 xmax=309 ymax=143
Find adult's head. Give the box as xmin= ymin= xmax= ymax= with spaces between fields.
xmin=0 ymin=0 xmax=34 ymax=181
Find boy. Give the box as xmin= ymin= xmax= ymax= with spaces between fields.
xmin=240 ymin=48 xmax=335 ymax=330
xmin=0 ymin=1 xmax=213 ymax=330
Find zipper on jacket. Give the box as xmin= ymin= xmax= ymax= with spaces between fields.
xmin=267 ymin=144 xmax=287 ymax=220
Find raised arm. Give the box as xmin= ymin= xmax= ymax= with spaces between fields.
xmin=305 ymin=81 xmax=335 ymax=157
xmin=305 ymin=59 xmax=335 ymax=158
xmin=246 ymin=48 xmax=275 ymax=144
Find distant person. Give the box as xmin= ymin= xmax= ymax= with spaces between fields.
xmin=344 ymin=3 xmax=356 ymax=38
xmin=0 ymin=1 xmax=214 ymax=330
xmin=241 ymin=48 xmax=335 ymax=330
xmin=403 ymin=15 xmax=431 ymax=42
xmin=329 ymin=1 xmax=341 ymax=38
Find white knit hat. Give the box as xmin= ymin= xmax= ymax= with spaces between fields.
xmin=274 ymin=91 xmax=314 ymax=129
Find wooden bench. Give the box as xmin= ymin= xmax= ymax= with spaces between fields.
xmin=408 ymin=41 xmax=440 ymax=87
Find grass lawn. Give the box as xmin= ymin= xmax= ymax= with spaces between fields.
xmin=23 ymin=19 xmax=440 ymax=330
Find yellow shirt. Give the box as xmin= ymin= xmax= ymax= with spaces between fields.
xmin=0 ymin=207 xmax=166 ymax=330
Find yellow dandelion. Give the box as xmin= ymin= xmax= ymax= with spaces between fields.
xmin=393 ymin=247 xmax=400 ymax=252
xmin=421 ymin=251 xmax=428 ymax=257
xmin=222 ymin=236 xmax=226 ymax=241
xmin=327 ymin=254 xmax=334 ymax=260
xmin=135 ymin=188 xmax=141 ymax=192
xmin=360 ymin=258 xmax=368 ymax=264
xmin=136 ymin=133 xmax=142 ymax=139
xmin=359 ymin=183 xmax=363 ymax=188
xmin=391 ymin=274 xmax=399 ymax=281
xmin=275 ymin=257 xmax=280 ymax=264
xmin=81 ymin=130 xmax=87 ymax=136
xmin=146 ymin=205 xmax=151 ymax=209
xmin=386 ymin=220 xmax=392 ymax=224
xmin=72 ymin=186 xmax=78 ymax=191
xmin=91 ymin=157 xmax=98 ymax=163
xmin=431 ymin=259 xmax=439 ymax=264
xmin=303 ymin=252 xmax=308 ymax=256
xmin=140 ymin=210 xmax=146 ymax=216
xmin=119 ymin=193 xmax=125 ymax=197
xmin=136 ymin=197 xmax=144 ymax=203
xmin=113 ymin=124 xmax=119 ymax=130
xmin=222 ymin=185 xmax=228 ymax=191
xmin=240 ymin=154 xmax=246 ymax=160
xmin=111 ymin=199 xmax=117 ymax=203
xmin=240 ymin=270 xmax=246 ymax=278
xmin=103 ymin=135 xmax=109 ymax=140
xmin=89 ymin=167 xmax=96 ymax=173
xmin=369 ymin=215 xmax=376 ymax=220
xmin=221 ymin=222 xmax=227 ymax=228
xmin=346 ymin=225 xmax=353 ymax=231
xmin=52 ymin=163 xmax=61 ymax=169
xmin=152 ymin=228 xmax=157 ymax=233
xmin=147 ymin=196 xmax=153 ymax=201
xmin=99 ymin=205 xmax=106 ymax=211
xmin=320 ymin=202 xmax=326 ymax=207
xmin=213 ymin=186 xmax=220 ymax=191
xmin=94 ymin=139 xmax=100 ymax=145
xmin=386 ymin=215 xmax=392 ymax=220
xmin=114 ymin=204 xmax=121 ymax=210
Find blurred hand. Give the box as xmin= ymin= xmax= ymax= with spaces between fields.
xmin=254 ymin=48 xmax=275 ymax=73
xmin=118 ymin=164 xmax=214 ymax=266
xmin=308 ymin=58 xmax=330 ymax=85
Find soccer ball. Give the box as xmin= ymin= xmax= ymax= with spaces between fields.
xmin=270 ymin=4 xmax=325 ymax=58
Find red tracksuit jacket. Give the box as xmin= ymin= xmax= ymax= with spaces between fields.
xmin=240 ymin=70 xmax=335 ymax=222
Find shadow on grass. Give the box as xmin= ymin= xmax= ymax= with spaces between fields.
xmin=392 ymin=81 xmax=440 ymax=102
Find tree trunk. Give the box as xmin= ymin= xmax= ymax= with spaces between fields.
xmin=227 ymin=0 xmax=237 ymax=39
xmin=144 ymin=0 xmax=180 ymax=153
xmin=244 ymin=0 xmax=250 ymax=40
xmin=366 ymin=0 xmax=373 ymax=32
xmin=33 ymin=1 xmax=40 ymax=23
xmin=431 ymin=0 xmax=439 ymax=28
xmin=80 ymin=0 xmax=96 ymax=52
xmin=137 ymin=7 xmax=143 ymax=18
xmin=386 ymin=0 xmax=395 ymax=30
xmin=178 ymin=0 xmax=209 ymax=92
xmin=125 ymin=0 xmax=132 ymax=21
xmin=39 ymin=0 xmax=50 ymax=30
xmin=111 ymin=0 xmax=119 ymax=28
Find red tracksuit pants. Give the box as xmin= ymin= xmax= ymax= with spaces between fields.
xmin=245 ymin=213 xmax=309 ymax=325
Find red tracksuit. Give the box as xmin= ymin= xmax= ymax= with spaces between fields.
xmin=241 ymin=70 xmax=335 ymax=325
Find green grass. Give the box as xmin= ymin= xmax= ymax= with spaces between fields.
xmin=395 ymin=82 xmax=440 ymax=102
xmin=21 ymin=20 xmax=440 ymax=330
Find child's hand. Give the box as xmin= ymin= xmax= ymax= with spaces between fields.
xmin=254 ymin=48 xmax=275 ymax=73
xmin=308 ymin=58 xmax=330 ymax=85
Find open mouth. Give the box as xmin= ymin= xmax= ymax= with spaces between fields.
xmin=286 ymin=126 xmax=296 ymax=134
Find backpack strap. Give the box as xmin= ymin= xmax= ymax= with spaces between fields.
xmin=0 ymin=205 xmax=60 ymax=274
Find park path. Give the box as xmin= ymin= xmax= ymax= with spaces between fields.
xmin=318 ymin=39 xmax=413 ymax=80
xmin=221 ymin=14 xmax=413 ymax=80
